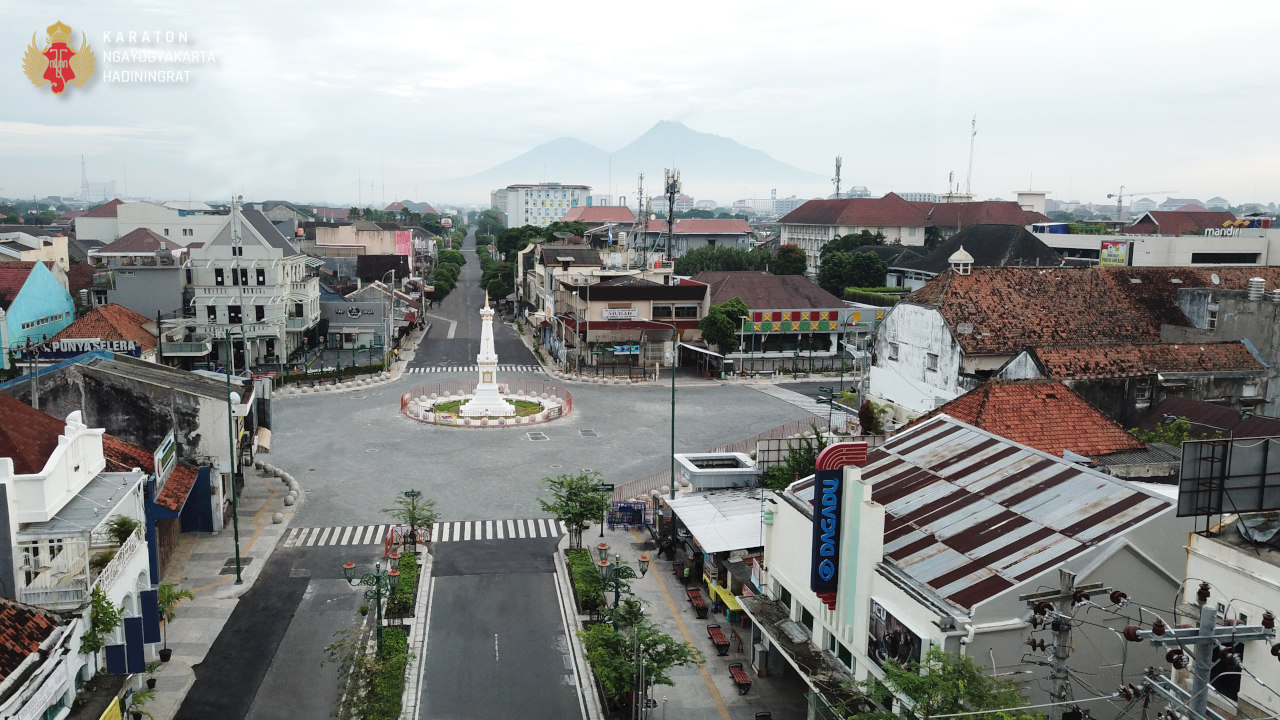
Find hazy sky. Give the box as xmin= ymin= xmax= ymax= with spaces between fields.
xmin=4 ymin=1 xmax=1279 ymax=208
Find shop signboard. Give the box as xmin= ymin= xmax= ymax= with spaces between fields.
xmin=868 ymin=600 xmax=924 ymax=668
xmin=602 ymin=308 xmax=638 ymax=320
xmin=809 ymin=467 xmax=842 ymax=593
xmin=153 ymin=430 xmax=177 ymax=491
xmin=29 ymin=338 xmax=142 ymax=360
xmin=1099 ymin=240 xmax=1130 ymax=267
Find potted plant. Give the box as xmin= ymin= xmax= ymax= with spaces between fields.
xmin=358 ymin=604 xmax=369 ymax=617
xmin=106 ymin=515 xmax=141 ymax=545
xmin=128 ymin=687 xmax=156 ymax=720
xmin=156 ymin=584 xmax=194 ymax=662
xmin=143 ymin=660 xmax=161 ymax=689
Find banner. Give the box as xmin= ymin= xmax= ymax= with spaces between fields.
xmin=809 ymin=468 xmax=842 ymax=593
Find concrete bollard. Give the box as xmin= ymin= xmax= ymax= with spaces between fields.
xmin=273 ymin=512 xmax=284 ymax=524
xmin=283 ymin=495 xmax=295 ymax=506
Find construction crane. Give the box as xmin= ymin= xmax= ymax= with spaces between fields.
xmin=1106 ymin=186 xmax=1177 ymax=222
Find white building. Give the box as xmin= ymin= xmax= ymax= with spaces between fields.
xmin=740 ymin=424 xmax=1186 ymax=714
xmin=76 ymin=199 xmax=231 ymax=247
xmin=0 ymin=396 xmax=159 ymax=717
xmin=492 ymin=183 xmax=591 ymax=228
xmin=186 ymin=202 xmax=321 ymax=370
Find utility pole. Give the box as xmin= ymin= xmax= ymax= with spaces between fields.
xmin=1123 ymin=582 xmax=1276 ymax=720
xmin=1020 ymin=570 xmax=1109 ymax=720
xmin=832 ymin=155 xmax=842 ymax=199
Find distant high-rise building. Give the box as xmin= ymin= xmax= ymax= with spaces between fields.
xmin=492 ymin=183 xmax=590 ymax=228
xmin=898 ymin=192 xmax=939 ymax=203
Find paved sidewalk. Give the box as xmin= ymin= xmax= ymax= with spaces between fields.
xmin=555 ymin=525 xmax=811 ymax=720
xmin=274 ymin=325 xmax=427 ymax=398
xmin=144 ymin=464 xmax=299 ymax=720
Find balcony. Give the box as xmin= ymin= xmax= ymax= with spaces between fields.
xmin=160 ymin=330 xmax=215 ymax=356
xmin=286 ymin=316 xmax=313 ymax=331
xmin=91 ymin=271 xmax=116 ymax=289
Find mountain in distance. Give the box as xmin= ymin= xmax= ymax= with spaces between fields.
xmin=428 ymin=121 xmax=829 ymax=206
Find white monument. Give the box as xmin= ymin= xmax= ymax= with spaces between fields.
xmin=460 ymin=293 xmax=515 ymax=417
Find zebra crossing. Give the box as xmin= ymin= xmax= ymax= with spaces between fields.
xmin=281 ymin=518 xmax=567 ymax=548
xmin=406 ymin=364 xmax=541 ymax=374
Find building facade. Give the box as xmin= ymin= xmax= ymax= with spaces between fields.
xmin=493 ymin=183 xmax=591 ymax=228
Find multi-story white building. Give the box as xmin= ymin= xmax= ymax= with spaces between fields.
xmin=492 ymin=183 xmax=591 ymax=228
xmin=186 ymin=202 xmax=320 ymax=371
xmin=76 ymin=199 xmax=231 ymax=246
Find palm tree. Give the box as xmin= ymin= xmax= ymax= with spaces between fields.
xmin=157 ymin=584 xmax=195 ymax=660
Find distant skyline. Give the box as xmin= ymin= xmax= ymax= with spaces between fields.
xmin=3 ymin=1 xmax=1279 ymax=208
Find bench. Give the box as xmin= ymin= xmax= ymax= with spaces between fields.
xmin=707 ymin=624 xmax=730 ymax=656
xmin=686 ymin=588 xmax=708 ymax=619
xmin=755 ymin=714 xmax=773 ymax=720
xmin=729 ymin=663 xmax=752 ymax=695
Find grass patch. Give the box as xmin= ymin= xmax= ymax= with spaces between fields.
xmin=371 ymin=627 xmax=409 ymax=720
xmin=431 ymin=399 xmax=544 ymax=417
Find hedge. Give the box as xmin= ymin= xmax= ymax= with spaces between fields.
xmin=389 ymin=552 xmax=418 ymax=615
xmin=842 ymin=289 xmax=901 ymax=307
xmin=370 ymin=627 xmax=409 ymax=720
xmin=566 ymin=548 xmax=604 ymax=612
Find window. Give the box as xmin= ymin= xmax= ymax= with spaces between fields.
xmin=926 ymin=352 xmax=939 ymax=371
xmin=238 ymin=268 xmax=248 ymax=286
xmin=215 ymin=268 xmax=224 ymax=286
xmin=888 ymin=342 xmax=900 ymax=360
xmin=674 ymin=305 xmax=699 ymax=319
xmin=231 ymin=245 xmax=244 ymax=257
xmin=183 ymin=228 xmax=193 ymax=237
xmin=163 ymin=228 xmax=169 ymax=236
xmin=1136 ymin=378 xmax=1152 ymax=403
xmin=255 ymin=305 xmax=265 ymax=322
xmin=228 ymin=305 xmax=241 ymax=324
xmin=801 ymin=606 xmax=814 ymax=632
xmin=777 ymin=584 xmax=792 ymax=615
xmin=256 ymin=268 xmax=266 ymax=285
xmin=653 ymin=305 xmax=673 ymax=319
xmin=1207 ymin=307 xmax=1218 ymax=330
xmin=206 ymin=306 xmax=216 ymax=322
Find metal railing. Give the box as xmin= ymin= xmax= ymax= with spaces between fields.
xmin=93 ymin=530 xmax=143 ymax=594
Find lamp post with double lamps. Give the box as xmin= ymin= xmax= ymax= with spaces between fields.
xmin=342 ymin=552 xmax=400 ymax=654
xmin=402 ymin=489 xmax=422 ymax=552
xmin=595 ymin=543 xmax=650 ymax=613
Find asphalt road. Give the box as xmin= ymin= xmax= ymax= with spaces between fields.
xmin=420 ymin=537 xmax=576 ymax=720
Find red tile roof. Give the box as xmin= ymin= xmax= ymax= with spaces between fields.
xmin=100 ymin=434 xmax=198 ymax=511
xmin=66 ymin=262 xmax=96 ymax=294
xmin=779 ymin=193 xmax=928 ymax=228
xmin=1034 ymin=342 xmax=1264 ymax=380
xmin=0 ymin=394 xmax=65 ymax=475
xmin=46 ymin=304 xmax=158 ymax=353
xmin=0 ymin=261 xmax=38 ymax=307
xmin=644 ymin=219 xmax=753 ymax=234
xmin=561 ymin=206 xmax=637 ymax=224
xmin=81 ymin=199 xmax=124 ymax=218
xmin=98 ymin=227 xmax=183 ymax=254
xmin=921 ymin=201 xmax=1050 ymax=229
xmin=690 ymin=271 xmax=844 ymax=308
xmin=915 ymin=379 xmax=1145 ymax=458
xmin=903 ymin=266 xmax=1280 ymax=356
xmin=0 ymin=597 xmax=60 ymax=682
xmin=1125 ymin=211 xmax=1237 ymax=236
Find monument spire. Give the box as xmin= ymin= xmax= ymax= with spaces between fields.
xmin=459 ymin=294 xmax=514 ymax=417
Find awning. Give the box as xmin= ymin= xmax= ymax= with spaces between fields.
xmin=705 ymin=580 xmax=743 ymax=611
xmin=667 ymin=489 xmax=765 ymax=553
xmin=678 ymin=342 xmax=723 ymax=358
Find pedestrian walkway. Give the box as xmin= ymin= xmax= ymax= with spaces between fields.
xmin=405 ymin=363 xmax=540 ymax=374
xmin=282 ymin=517 xmax=567 ymax=547
xmin=750 ymin=383 xmax=848 ymax=425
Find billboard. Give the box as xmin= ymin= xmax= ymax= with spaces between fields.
xmin=1177 ymin=437 xmax=1280 ymax=517
xmin=1099 ymin=240 xmax=1130 ymax=267
xmin=27 ymin=338 xmax=143 ymax=360
xmin=809 ymin=468 xmax=842 ymax=593
xmin=868 ymin=600 xmax=924 ymax=668
xmin=153 ymin=430 xmax=177 ymax=490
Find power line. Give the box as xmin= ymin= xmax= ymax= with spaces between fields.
xmin=929 ymin=693 xmax=1121 ymax=718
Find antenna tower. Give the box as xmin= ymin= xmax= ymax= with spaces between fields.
xmin=79 ymin=155 xmax=90 ymax=201
xmin=832 ymin=155 xmax=843 ymax=199
xmin=636 ymin=173 xmax=646 ymax=268
xmin=965 ymin=115 xmax=977 ymax=195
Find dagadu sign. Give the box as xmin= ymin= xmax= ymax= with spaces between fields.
xmin=810 ymin=468 xmax=842 ymax=593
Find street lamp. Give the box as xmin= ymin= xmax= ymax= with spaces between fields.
xmin=595 ymin=543 xmax=650 ymax=611
xmin=342 ymin=552 xmax=401 ymax=654
xmin=639 ymin=319 xmax=677 ymax=506
xmin=403 ymin=489 xmax=422 ymax=552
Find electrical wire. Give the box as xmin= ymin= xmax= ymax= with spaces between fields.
xmin=927 ymin=693 xmax=1119 ymax=718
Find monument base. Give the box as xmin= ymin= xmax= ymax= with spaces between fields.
xmin=460 ymin=386 xmax=515 ymax=417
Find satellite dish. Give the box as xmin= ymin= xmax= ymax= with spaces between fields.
xmin=1211 ymin=273 xmax=1221 ymax=285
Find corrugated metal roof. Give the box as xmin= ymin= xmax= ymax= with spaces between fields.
xmin=862 ymin=415 xmax=1172 ymax=611
xmin=668 ymin=488 xmax=766 ymax=553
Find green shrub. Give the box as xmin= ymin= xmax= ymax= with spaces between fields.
xmin=371 ymin=627 xmax=409 ymax=720
xmin=566 ymin=548 xmax=604 ymax=612
xmin=389 ymin=553 xmax=418 ymax=615
xmin=842 ymin=289 xmax=900 ymax=306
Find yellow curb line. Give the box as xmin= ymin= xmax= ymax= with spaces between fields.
xmin=633 ymin=529 xmax=731 ymax=720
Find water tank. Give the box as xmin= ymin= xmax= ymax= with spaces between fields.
xmin=1248 ymin=277 xmax=1265 ymax=300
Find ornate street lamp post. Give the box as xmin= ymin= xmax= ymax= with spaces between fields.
xmin=596 ymin=543 xmax=650 ymax=612
xmin=342 ymin=552 xmax=401 ymax=654
xmin=403 ymin=489 xmax=422 ymax=552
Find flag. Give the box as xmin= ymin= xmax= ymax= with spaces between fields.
xmin=607 ymin=223 xmax=614 ymax=245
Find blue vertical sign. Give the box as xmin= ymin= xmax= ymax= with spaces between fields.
xmin=810 ymin=468 xmax=842 ymax=593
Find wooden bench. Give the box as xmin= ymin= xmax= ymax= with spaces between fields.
xmin=686 ymin=588 xmax=708 ymax=619
xmin=729 ymin=663 xmax=752 ymax=695
xmin=755 ymin=713 xmax=773 ymax=720
xmin=707 ymin=624 xmax=730 ymax=656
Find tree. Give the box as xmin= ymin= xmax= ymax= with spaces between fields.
xmin=537 ymin=471 xmax=608 ymax=549
xmin=843 ymin=647 xmax=1042 ymax=720
xmin=761 ymin=425 xmax=829 ymax=491
xmin=772 ymin=244 xmax=807 ymax=275
xmin=157 ymin=584 xmax=195 ymax=652
xmin=859 ymin=400 xmax=887 ymax=435
xmin=1130 ymin=416 xmax=1220 ymax=445
xmin=579 ymin=612 xmax=703 ymax=711
xmin=817 ymin=251 xmax=854 ymax=296
xmin=486 ymin=277 xmax=508 ymax=300
xmin=698 ymin=297 xmax=749 ymax=354
xmin=382 ymin=490 xmax=438 ymax=549
xmin=673 ymin=245 xmax=767 ymax=276
xmin=545 ymin=220 xmax=587 ymax=240
xmin=80 ymin=587 xmax=123 ymax=673
xmin=438 ymin=249 xmax=466 ymax=267
xmin=848 ymin=251 xmax=888 ymax=288
xmin=823 ymin=230 xmax=886 ymax=258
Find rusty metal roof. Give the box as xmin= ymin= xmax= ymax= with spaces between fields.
xmin=862 ymin=415 xmax=1172 ymax=611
